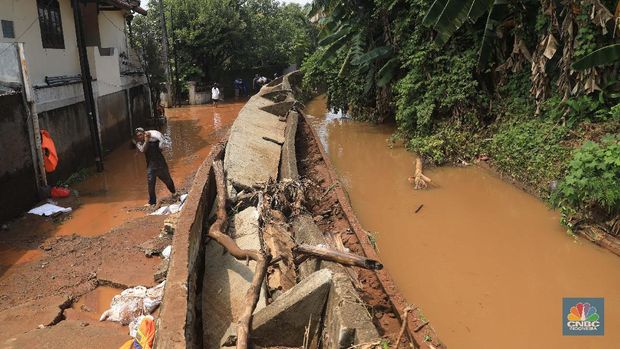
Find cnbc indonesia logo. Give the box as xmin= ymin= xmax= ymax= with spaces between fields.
xmin=563 ymin=298 xmax=604 ymax=336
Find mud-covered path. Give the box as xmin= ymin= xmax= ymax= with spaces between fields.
xmin=305 ymin=95 xmax=620 ymax=349
xmin=0 ymin=101 xmax=243 ymax=347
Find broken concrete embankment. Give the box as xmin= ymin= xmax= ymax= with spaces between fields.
xmin=155 ymin=72 xmax=444 ymax=348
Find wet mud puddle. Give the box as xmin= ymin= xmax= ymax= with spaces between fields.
xmin=305 ymin=95 xmax=620 ymax=349
xmin=0 ymin=102 xmax=243 ymax=270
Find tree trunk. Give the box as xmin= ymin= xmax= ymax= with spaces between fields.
xmin=408 ymin=157 xmax=432 ymax=190
xmin=207 ymin=160 xmax=269 ymax=349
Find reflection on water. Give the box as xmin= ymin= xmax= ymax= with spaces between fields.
xmin=305 ymin=95 xmax=620 ymax=349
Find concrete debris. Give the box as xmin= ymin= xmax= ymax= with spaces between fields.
xmin=153 ymin=259 xmax=170 ymax=283
xmin=161 ymin=218 xmax=176 ymax=236
xmin=249 ymin=269 xmax=333 ymax=348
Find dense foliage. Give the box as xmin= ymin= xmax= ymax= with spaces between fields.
xmin=131 ymin=0 xmax=317 ymax=98
xmin=553 ymin=135 xmax=620 ymax=213
xmin=301 ymin=0 xmax=620 ymax=233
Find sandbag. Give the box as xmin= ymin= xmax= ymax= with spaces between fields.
xmin=100 ymin=281 xmax=165 ymax=325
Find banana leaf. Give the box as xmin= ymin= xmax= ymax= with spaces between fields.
xmin=317 ymin=32 xmax=352 ymax=64
xmin=433 ymin=0 xmax=474 ymax=45
xmin=467 ymin=0 xmax=494 ymax=22
xmin=572 ymin=44 xmax=620 ymax=70
xmin=423 ymin=0 xmax=450 ymax=26
xmin=318 ymin=26 xmax=351 ymax=46
xmin=477 ymin=0 xmax=509 ymax=69
xmin=424 ymin=0 xmax=494 ymax=45
xmin=351 ymin=46 xmax=393 ymax=67
xmin=377 ymin=58 xmax=399 ymax=87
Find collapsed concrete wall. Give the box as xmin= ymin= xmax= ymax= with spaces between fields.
xmin=156 ymin=72 xmax=381 ymax=349
xmin=156 ymin=142 xmax=225 ymax=349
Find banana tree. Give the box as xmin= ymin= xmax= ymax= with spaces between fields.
xmin=422 ymin=0 xmax=510 ymax=68
xmin=572 ymin=44 xmax=620 ymax=70
xmin=310 ymin=0 xmax=398 ymax=90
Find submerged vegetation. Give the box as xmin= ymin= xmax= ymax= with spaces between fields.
xmin=300 ymin=0 xmax=620 ymax=237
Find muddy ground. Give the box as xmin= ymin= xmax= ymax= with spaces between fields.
xmin=0 ymin=102 xmax=243 ymax=348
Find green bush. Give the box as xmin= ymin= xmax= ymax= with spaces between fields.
xmin=552 ymin=135 xmax=620 ymax=213
xmin=489 ymin=119 xmax=571 ymax=195
xmin=407 ymin=125 xmax=481 ymax=165
xmin=394 ymin=42 xmax=480 ymax=137
xmin=541 ymin=95 xmax=609 ymax=127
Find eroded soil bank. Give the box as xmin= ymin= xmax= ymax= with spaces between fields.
xmin=0 ymin=101 xmax=243 ymax=347
xmin=305 ymin=95 xmax=620 ymax=349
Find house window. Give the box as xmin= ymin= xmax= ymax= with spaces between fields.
xmin=1 ymin=20 xmax=15 ymax=38
xmin=37 ymin=0 xmax=65 ymax=49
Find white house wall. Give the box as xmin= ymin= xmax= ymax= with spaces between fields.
xmin=0 ymin=0 xmax=81 ymax=86
xmin=98 ymin=10 xmax=127 ymax=54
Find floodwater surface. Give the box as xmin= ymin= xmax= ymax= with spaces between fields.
xmin=70 ymin=286 xmax=123 ymax=322
xmin=305 ymin=95 xmax=620 ymax=349
xmin=55 ymin=102 xmax=242 ymax=237
xmin=0 ymin=101 xmax=243 ymax=270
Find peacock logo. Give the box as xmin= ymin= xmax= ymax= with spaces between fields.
xmin=567 ymin=302 xmax=599 ymax=322
xmin=563 ymin=298 xmax=604 ymax=336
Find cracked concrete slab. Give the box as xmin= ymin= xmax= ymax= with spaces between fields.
xmin=231 ymin=207 xmax=260 ymax=239
xmin=224 ymin=93 xmax=289 ymax=189
xmin=1 ymin=320 xmax=128 ymax=348
xmin=251 ymin=269 xmax=333 ymax=347
xmin=202 ymin=223 xmax=267 ymax=349
xmin=0 ymin=295 xmax=72 ymax=340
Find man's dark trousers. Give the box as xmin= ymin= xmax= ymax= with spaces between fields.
xmin=148 ymin=166 xmax=176 ymax=205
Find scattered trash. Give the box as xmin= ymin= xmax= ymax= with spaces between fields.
xmin=150 ymin=206 xmax=170 ymax=216
xmin=119 ymin=315 xmax=156 ymax=349
xmin=28 ymin=203 xmax=72 ymax=216
xmin=149 ymin=193 xmax=189 ymax=216
xmin=161 ymin=218 xmax=175 ymax=236
xmin=99 ymin=281 xmax=165 ymax=325
xmin=168 ymin=203 xmax=182 ymax=214
xmin=161 ymin=245 xmax=172 ymax=259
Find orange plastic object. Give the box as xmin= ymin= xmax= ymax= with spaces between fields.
xmin=40 ymin=130 xmax=58 ymax=173
xmin=118 ymin=316 xmax=155 ymax=349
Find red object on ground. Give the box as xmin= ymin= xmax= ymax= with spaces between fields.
xmin=50 ymin=186 xmax=70 ymax=198
xmin=40 ymin=130 xmax=58 ymax=173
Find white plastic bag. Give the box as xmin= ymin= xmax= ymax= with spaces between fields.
xmin=161 ymin=245 xmax=172 ymax=259
xmin=99 ymin=281 xmax=166 ymax=325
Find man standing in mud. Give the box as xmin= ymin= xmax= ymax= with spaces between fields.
xmin=133 ymin=128 xmax=176 ymax=206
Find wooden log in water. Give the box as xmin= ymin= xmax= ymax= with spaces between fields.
xmin=295 ymin=243 xmax=383 ymax=270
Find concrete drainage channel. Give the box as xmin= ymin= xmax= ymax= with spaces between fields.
xmin=155 ymin=72 xmax=444 ymax=349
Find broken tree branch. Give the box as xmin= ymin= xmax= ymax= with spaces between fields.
xmin=395 ymin=306 xmax=413 ymax=348
xmin=294 ymin=244 xmax=383 ymax=270
xmin=408 ymin=157 xmax=432 ymax=190
xmin=208 ymin=160 xmax=269 ymax=349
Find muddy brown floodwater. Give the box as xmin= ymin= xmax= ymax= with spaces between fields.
xmin=0 ymin=101 xmax=243 ymax=271
xmin=305 ymin=95 xmax=620 ymax=349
